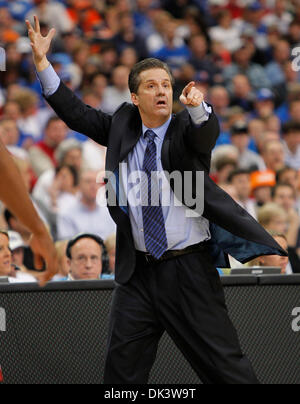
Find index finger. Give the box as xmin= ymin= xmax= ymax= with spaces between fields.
xmin=25 ymin=19 xmax=34 ymax=32
xmin=183 ymin=81 xmax=195 ymax=97
xmin=34 ymin=15 xmax=40 ymax=33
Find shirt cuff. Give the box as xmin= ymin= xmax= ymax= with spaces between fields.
xmin=186 ymin=102 xmax=212 ymax=125
xmin=36 ymin=64 xmax=61 ymax=98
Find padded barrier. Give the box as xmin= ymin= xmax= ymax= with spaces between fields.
xmin=0 ymin=275 xmax=300 ymax=384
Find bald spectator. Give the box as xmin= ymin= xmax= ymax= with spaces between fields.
xmin=28 ymin=116 xmax=68 ymax=177
xmin=57 ymin=170 xmax=116 ymax=241
xmin=101 ymin=65 xmax=131 ymax=115
xmin=262 ymin=140 xmax=285 ymax=173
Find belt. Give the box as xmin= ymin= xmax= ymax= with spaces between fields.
xmin=136 ymin=241 xmax=209 ymax=265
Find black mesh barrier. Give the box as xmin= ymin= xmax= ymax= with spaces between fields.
xmin=0 ymin=276 xmax=300 ymax=384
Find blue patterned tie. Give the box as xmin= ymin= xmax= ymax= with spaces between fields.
xmin=142 ymin=130 xmax=168 ymax=259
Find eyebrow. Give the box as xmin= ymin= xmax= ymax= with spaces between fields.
xmin=145 ymin=79 xmax=171 ymax=83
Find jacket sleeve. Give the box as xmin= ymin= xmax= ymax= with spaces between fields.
xmin=186 ymin=110 xmax=220 ymax=155
xmin=44 ymin=81 xmax=111 ymax=147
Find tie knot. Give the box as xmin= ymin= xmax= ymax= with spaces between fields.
xmin=145 ymin=130 xmax=156 ymax=143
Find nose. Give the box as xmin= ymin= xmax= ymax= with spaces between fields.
xmin=157 ymin=84 xmax=167 ymax=95
xmin=85 ymin=257 xmax=93 ymax=268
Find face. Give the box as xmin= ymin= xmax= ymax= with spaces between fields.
xmin=0 ymin=234 xmax=12 ymax=276
xmin=254 ymin=187 xmax=272 ymax=205
xmin=68 ymin=238 xmax=103 ymax=280
xmin=63 ymin=148 xmax=82 ymax=171
xmin=259 ymin=237 xmax=288 ymax=274
xmin=45 ymin=120 xmax=68 ymax=146
xmin=290 ymin=102 xmax=300 ymax=123
xmin=112 ymin=66 xmax=130 ymax=90
xmin=273 ymin=186 xmax=296 ymax=211
xmin=131 ymin=68 xmax=173 ymax=127
xmin=1 ymin=120 xmax=19 ymax=145
xmin=266 ymin=215 xmax=288 ymax=235
xmin=56 ymin=167 xmax=75 ymax=193
xmin=233 ymin=75 xmax=251 ymax=98
xmin=279 ymin=169 xmax=299 ymax=191
xmin=232 ymin=174 xmax=251 ymax=201
xmin=284 ymin=131 xmax=300 ymax=151
xmin=255 ymin=100 xmax=274 ymax=119
xmin=263 ymin=142 xmax=285 ymax=171
xmin=231 ymin=133 xmax=249 ymax=152
xmin=80 ymin=171 xmax=100 ymax=202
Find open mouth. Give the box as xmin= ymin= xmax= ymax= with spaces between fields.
xmin=156 ymin=100 xmax=167 ymax=107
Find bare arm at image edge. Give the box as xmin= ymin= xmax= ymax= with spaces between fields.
xmin=0 ymin=140 xmax=58 ymax=285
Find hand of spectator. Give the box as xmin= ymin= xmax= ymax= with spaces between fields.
xmin=29 ymin=230 xmax=59 ymax=287
xmin=179 ymin=82 xmax=204 ymax=107
xmin=26 ymin=15 xmax=56 ymax=71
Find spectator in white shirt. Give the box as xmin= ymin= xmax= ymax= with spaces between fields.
xmin=26 ymin=0 xmax=74 ymax=35
xmin=57 ymin=170 xmax=116 ymax=241
xmin=209 ymin=10 xmax=241 ymax=53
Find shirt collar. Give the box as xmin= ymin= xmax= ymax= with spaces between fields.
xmin=142 ymin=115 xmax=172 ymax=141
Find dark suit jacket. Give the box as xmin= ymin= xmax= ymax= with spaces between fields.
xmin=46 ymin=82 xmax=288 ymax=285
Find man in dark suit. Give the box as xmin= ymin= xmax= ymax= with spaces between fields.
xmin=27 ymin=16 xmax=287 ymax=384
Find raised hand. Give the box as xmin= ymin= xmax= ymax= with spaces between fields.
xmin=29 ymin=231 xmax=59 ymax=287
xmin=26 ymin=15 xmax=56 ymax=71
xmin=179 ymin=82 xmax=204 ymax=107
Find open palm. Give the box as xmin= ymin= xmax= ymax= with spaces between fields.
xmin=26 ymin=16 xmax=56 ymax=64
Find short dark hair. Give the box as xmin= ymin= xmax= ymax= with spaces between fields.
xmin=272 ymin=182 xmax=296 ymax=199
xmin=276 ymin=166 xmax=297 ymax=183
xmin=0 ymin=230 xmax=9 ymax=240
xmin=228 ymin=168 xmax=250 ymax=183
xmin=55 ymin=164 xmax=79 ymax=187
xmin=282 ymin=121 xmax=300 ymax=135
xmin=128 ymin=58 xmax=174 ymax=94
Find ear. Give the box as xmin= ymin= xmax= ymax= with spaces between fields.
xmin=131 ymin=93 xmax=139 ymax=107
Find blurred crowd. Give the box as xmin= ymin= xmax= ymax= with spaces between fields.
xmin=0 ymin=0 xmax=300 ymax=282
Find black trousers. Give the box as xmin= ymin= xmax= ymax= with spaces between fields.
xmin=103 ymin=248 xmax=259 ymax=384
